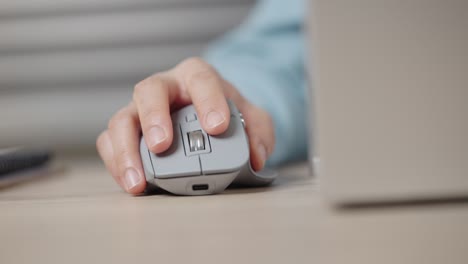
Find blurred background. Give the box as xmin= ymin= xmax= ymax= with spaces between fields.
xmin=0 ymin=0 xmax=254 ymax=152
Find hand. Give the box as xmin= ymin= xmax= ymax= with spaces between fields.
xmin=96 ymin=58 xmax=275 ymax=194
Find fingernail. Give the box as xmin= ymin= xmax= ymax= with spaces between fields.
xmin=124 ymin=168 xmax=142 ymax=191
xmin=206 ymin=111 xmax=225 ymax=129
xmin=148 ymin=125 xmax=167 ymax=147
xmin=258 ymin=144 xmax=267 ymax=168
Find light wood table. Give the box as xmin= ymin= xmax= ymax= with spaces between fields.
xmin=0 ymin=155 xmax=318 ymax=264
xmin=1 ymin=155 xmax=467 ymax=264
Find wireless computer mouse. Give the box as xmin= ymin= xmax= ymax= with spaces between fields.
xmin=139 ymin=100 xmax=277 ymax=195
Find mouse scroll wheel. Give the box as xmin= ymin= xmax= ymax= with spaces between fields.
xmin=188 ymin=130 xmax=205 ymax=152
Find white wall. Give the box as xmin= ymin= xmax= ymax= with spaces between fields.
xmin=0 ymin=0 xmax=254 ymax=150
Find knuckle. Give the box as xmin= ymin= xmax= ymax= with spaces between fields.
xmin=133 ymin=75 xmax=166 ymax=103
xmin=133 ymin=78 xmax=149 ymax=95
xmin=185 ymin=70 xmax=222 ymax=99
xmin=180 ymin=58 xmax=219 ymax=89
xmin=96 ymin=131 xmax=108 ymax=148
xmin=187 ymin=69 xmax=217 ymax=88
xmin=117 ymin=148 xmax=132 ymax=164
xmin=108 ymin=108 xmax=132 ymax=130
xmin=140 ymin=108 xmax=166 ymax=125
xmin=181 ymin=57 xmax=209 ymax=69
xmin=115 ymin=149 xmax=133 ymax=167
xmin=196 ymin=94 xmax=213 ymax=106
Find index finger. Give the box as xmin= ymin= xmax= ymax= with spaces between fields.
xmin=171 ymin=57 xmax=231 ymax=135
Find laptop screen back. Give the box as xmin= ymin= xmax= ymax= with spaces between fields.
xmin=309 ymin=0 xmax=468 ymax=204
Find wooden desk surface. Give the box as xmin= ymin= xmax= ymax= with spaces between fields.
xmin=1 ymin=155 xmax=467 ymax=264
xmin=0 ymin=156 xmax=318 ymax=264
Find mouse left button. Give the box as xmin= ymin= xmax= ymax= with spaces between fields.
xmin=150 ymin=124 xmax=201 ymax=178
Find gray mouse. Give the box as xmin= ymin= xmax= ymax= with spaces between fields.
xmin=139 ymin=100 xmax=277 ymax=195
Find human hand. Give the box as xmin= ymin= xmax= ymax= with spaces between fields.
xmin=96 ymin=58 xmax=275 ymax=194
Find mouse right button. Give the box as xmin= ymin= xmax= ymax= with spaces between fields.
xmin=200 ymin=114 xmax=249 ymax=175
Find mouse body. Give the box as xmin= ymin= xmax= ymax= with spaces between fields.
xmin=139 ymin=100 xmax=277 ymax=195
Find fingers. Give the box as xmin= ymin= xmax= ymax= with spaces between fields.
xmin=96 ymin=131 xmax=122 ymax=188
xmin=240 ymin=103 xmax=275 ymax=171
xmin=97 ymin=56 xmax=276 ymax=197
xmin=173 ymin=58 xmax=275 ymax=170
xmin=172 ymin=57 xmax=231 ymax=135
xmin=107 ymin=103 xmax=146 ymax=194
xmin=133 ymin=73 xmax=178 ymax=153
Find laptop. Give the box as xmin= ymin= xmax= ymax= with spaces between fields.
xmin=308 ymin=0 xmax=468 ymax=204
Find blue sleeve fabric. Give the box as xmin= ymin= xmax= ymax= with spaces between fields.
xmin=204 ymin=0 xmax=307 ymax=166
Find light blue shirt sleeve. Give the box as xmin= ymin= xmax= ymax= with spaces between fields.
xmin=204 ymin=0 xmax=307 ymax=166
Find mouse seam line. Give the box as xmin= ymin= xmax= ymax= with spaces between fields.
xmin=147 ymin=149 xmax=156 ymax=178
xmin=178 ymin=124 xmax=187 ymax=157
xmin=198 ymin=155 xmax=203 ymax=176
